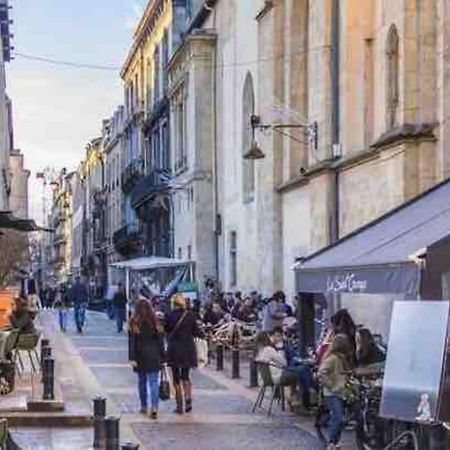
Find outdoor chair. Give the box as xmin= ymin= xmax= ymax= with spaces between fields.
xmin=13 ymin=332 xmax=40 ymax=374
xmin=252 ymin=362 xmax=293 ymax=416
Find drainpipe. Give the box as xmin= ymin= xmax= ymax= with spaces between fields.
xmin=211 ymin=11 xmax=220 ymax=283
xmin=330 ymin=0 xmax=340 ymax=244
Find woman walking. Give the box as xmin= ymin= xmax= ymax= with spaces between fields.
xmin=165 ymin=294 xmax=202 ymax=414
xmin=318 ymin=334 xmax=353 ymax=450
xmin=129 ymin=299 xmax=164 ymax=419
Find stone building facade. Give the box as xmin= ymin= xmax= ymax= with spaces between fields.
xmin=171 ymin=0 xmax=450 ymax=331
xmin=9 ymin=149 xmax=29 ymax=219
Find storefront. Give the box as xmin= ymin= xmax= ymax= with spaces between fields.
xmin=294 ymin=178 xmax=450 ymax=347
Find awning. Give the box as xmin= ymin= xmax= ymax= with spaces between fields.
xmin=0 ymin=211 xmax=52 ymax=232
xmin=294 ymin=178 xmax=450 ymax=297
xmin=110 ymin=256 xmax=191 ymax=271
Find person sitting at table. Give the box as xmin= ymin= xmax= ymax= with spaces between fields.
xmin=356 ymin=328 xmax=386 ymax=368
xmin=234 ymin=297 xmax=257 ymax=323
xmin=256 ymin=331 xmax=312 ymax=412
xmin=9 ymin=297 xmax=36 ymax=334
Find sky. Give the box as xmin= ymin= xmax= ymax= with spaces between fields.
xmin=5 ymin=0 xmax=147 ymax=222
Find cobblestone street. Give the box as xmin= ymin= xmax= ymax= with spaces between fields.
xmin=12 ymin=310 xmax=325 ymax=449
xmin=72 ymin=311 xmax=323 ymax=449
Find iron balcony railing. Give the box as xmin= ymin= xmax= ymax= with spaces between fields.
xmin=121 ymin=158 xmax=144 ymax=194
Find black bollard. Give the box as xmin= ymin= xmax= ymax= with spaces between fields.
xmin=40 ymin=345 xmax=51 ymax=369
xmin=249 ymin=352 xmax=258 ymax=387
xmin=121 ymin=444 xmax=139 ymax=450
xmin=42 ymin=357 xmax=55 ymax=400
xmin=232 ymin=348 xmax=240 ymax=379
xmin=105 ymin=415 xmax=120 ymax=450
xmin=93 ymin=396 xmax=107 ymax=449
xmin=216 ymin=344 xmax=224 ymax=371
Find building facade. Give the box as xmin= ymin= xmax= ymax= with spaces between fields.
xmin=9 ymin=149 xmax=29 ymax=219
xmin=103 ymin=107 xmax=125 ymax=267
xmin=166 ymin=0 xmax=450 ymax=335
xmin=47 ymin=169 xmax=73 ymax=284
xmin=0 ymin=0 xmax=12 ymax=212
xmin=117 ymin=0 xmax=190 ymax=261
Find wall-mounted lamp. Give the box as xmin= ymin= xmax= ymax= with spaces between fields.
xmin=244 ymin=114 xmax=318 ymax=161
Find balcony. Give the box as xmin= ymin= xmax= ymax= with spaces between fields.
xmin=121 ymin=158 xmax=144 ymax=194
xmin=131 ymin=168 xmax=172 ymax=210
xmin=113 ymin=222 xmax=143 ymax=257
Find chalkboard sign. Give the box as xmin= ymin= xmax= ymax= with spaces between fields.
xmin=380 ymin=301 xmax=450 ymax=423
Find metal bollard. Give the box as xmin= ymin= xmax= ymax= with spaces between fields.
xmin=216 ymin=344 xmax=224 ymax=371
xmin=232 ymin=348 xmax=240 ymax=379
xmin=42 ymin=357 xmax=55 ymax=400
xmin=40 ymin=344 xmax=51 ymax=368
xmin=93 ymin=396 xmax=107 ymax=449
xmin=249 ymin=352 xmax=258 ymax=387
xmin=121 ymin=444 xmax=139 ymax=450
xmin=105 ymin=415 xmax=120 ymax=450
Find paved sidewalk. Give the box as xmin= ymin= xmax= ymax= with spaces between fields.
xmin=12 ymin=310 xmax=326 ymax=449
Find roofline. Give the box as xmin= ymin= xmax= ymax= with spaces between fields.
xmin=297 ymin=176 xmax=450 ymax=267
xmin=120 ymin=0 xmax=165 ymax=79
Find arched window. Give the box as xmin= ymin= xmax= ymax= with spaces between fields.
xmin=386 ymin=25 xmax=399 ymax=129
xmin=242 ymin=72 xmax=255 ymax=202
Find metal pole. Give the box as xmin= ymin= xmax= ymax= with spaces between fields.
xmin=216 ymin=344 xmax=223 ymax=371
xmin=42 ymin=357 xmax=55 ymax=400
xmin=41 ymin=346 xmax=51 ymax=370
xmin=105 ymin=415 xmax=120 ymax=450
xmin=93 ymin=396 xmax=107 ymax=449
xmin=249 ymin=351 xmax=258 ymax=387
xmin=232 ymin=349 xmax=240 ymax=379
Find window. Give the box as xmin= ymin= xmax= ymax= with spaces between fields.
xmin=162 ymin=121 xmax=170 ymax=170
xmin=178 ymin=247 xmax=182 ymax=259
xmin=187 ymin=245 xmax=192 ymax=260
xmin=153 ymin=46 xmax=160 ymax=104
xmin=175 ymin=98 xmax=187 ymax=171
xmin=152 ymin=128 xmax=161 ymax=169
xmin=242 ymin=73 xmax=255 ymax=202
xmin=386 ymin=25 xmax=399 ymax=129
xmin=146 ymin=58 xmax=152 ymax=112
xmin=162 ymin=30 xmax=169 ymax=93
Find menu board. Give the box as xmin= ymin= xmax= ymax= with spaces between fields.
xmin=380 ymin=301 xmax=450 ymax=423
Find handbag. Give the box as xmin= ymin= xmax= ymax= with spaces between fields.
xmin=159 ymin=366 xmax=171 ymax=401
xmin=195 ymin=338 xmax=208 ymax=368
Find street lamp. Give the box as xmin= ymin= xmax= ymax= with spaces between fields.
xmin=243 ymin=114 xmax=318 ymax=161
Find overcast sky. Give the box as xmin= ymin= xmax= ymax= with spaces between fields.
xmin=6 ymin=0 xmax=146 ymax=221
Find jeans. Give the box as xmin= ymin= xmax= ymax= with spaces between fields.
xmin=138 ymin=371 xmax=160 ymax=410
xmin=74 ymin=304 xmax=87 ymax=331
xmin=58 ymin=309 xmax=68 ymax=331
xmin=106 ymin=301 xmax=115 ymax=320
xmin=324 ymin=395 xmax=345 ymax=445
xmin=115 ymin=308 xmax=126 ymax=332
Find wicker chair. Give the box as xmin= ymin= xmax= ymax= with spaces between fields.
xmin=252 ymin=362 xmax=293 ymax=416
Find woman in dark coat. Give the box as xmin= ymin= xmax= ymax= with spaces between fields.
xmin=129 ymin=299 xmax=164 ymax=419
xmin=165 ymin=294 xmax=202 ymax=414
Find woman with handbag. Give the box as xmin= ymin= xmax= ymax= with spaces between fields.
xmin=129 ymin=298 xmax=165 ymax=419
xmin=165 ymin=294 xmax=203 ymax=414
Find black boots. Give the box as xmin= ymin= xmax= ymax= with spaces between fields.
xmin=174 ymin=383 xmax=183 ymax=414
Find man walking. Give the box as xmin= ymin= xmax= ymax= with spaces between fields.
xmin=70 ymin=276 xmax=89 ymax=333
xmin=113 ymin=282 xmax=128 ymax=333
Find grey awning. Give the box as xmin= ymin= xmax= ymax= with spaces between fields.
xmin=295 ymin=178 xmax=450 ymax=296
